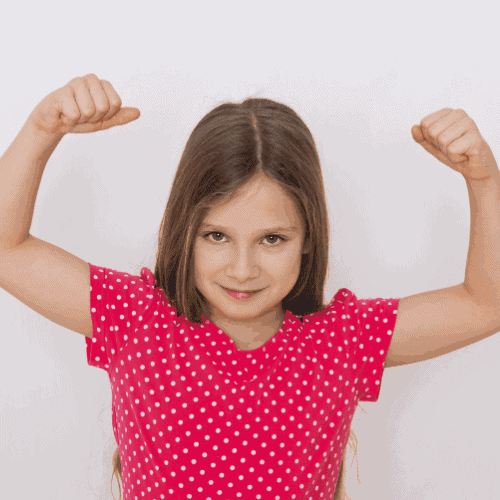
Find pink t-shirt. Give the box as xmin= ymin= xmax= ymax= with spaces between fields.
xmin=86 ymin=264 xmax=399 ymax=500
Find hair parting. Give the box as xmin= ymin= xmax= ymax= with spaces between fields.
xmin=110 ymin=96 xmax=361 ymax=499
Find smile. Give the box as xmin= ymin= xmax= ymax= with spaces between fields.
xmin=220 ymin=285 xmax=263 ymax=299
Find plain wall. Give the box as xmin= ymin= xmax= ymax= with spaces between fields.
xmin=1 ymin=1 xmax=500 ymax=498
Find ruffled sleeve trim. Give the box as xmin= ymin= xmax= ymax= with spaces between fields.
xmin=140 ymin=267 xmax=167 ymax=304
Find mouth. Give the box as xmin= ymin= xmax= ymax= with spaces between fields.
xmin=220 ymin=285 xmax=264 ymax=300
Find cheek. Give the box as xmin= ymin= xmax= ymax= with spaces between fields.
xmin=195 ymin=244 xmax=223 ymax=270
xmin=288 ymin=251 xmax=304 ymax=277
xmin=267 ymin=246 xmax=303 ymax=276
xmin=193 ymin=243 xmax=227 ymax=284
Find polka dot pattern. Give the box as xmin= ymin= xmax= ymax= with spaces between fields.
xmin=86 ymin=264 xmax=399 ymax=500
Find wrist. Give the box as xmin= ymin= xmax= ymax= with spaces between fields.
xmin=465 ymin=166 xmax=500 ymax=189
xmin=23 ymin=115 xmax=65 ymax=151
xmin=25 ymin=109 xmax=65 ymax=138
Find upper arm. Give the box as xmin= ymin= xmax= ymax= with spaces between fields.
xmin=0 ymin=235 xmax=93 ymax=338
xmin=385 ymin=283 xmax=499 ymax=368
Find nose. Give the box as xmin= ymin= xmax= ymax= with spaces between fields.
xmin=225 ymin=246 xmax=260 ymax=283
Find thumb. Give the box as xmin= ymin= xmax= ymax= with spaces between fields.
xmin=100 ymin=107 xmax=140 ymax=130
xmin=71 ymin=107 xmax=140 ymax=134
xmin=411 ymin=124 xmax=455 ymax=168
xmin=411 ymin=124 xmax=425 ymax=144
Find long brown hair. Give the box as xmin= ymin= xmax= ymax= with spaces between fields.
xmin=111 ymin=97 xmax=358 ymax=499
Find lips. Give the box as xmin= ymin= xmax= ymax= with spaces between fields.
xmin=220 ymin=285 xmax=263 ymax=299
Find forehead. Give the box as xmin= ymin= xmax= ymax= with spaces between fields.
xmin=203 ymin=173 xmax=303 ymax=228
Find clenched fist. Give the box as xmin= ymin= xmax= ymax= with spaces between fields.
xmin=28 ymin=74 xmax=140 ymax=136
xmin=411 ymin=108 xmax=498 ymax=181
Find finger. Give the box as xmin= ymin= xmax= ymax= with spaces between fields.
xmin=100 ymin=80 xmax=123 ymax=122
xmin=434 ymin=117 xmax=470 ymax=156
xmin=420 ymin=108 xmax=454 ymax=131
xmin=59 ymin=87 xmax=81 ymax=128
xmin=427 ymin=109 xmax=468 ymax=155
xmin=411 ymin=124 xmax=425 ymax=144
xmin=68 ymin=77 xmax=96 ymax=124
xmin=97 ymin=107 xmax=140 ymax=131
xmin=418 ymin=136 xmax=456 ymax=167
xmin=420 ymin=108 xmax=453 ymax=147
xmin=447 ymin=130 xmax=476 ymax=164
xmin=84 ymin=74 xmax=110 ymax=123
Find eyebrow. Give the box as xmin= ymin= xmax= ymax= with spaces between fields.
xmin=199 ymin=224 xmax=299 ymax=233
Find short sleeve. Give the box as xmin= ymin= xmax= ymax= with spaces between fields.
xmin=313 ymin=288 xmax=399 ymax=403
xmin=85 ymin=263 xmax=170 ymax=373
xmin=349 ymin=292 xmax=399 ymax=402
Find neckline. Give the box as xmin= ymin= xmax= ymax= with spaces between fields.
xmin=201 ymin=309 xmax=295 ymax=353
xmin=196 ymin=310 xmax=297 ymax=383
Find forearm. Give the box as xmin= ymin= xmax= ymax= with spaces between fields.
xmin=463 ymin=168 xmax=500 ymax=309
xmin=0 ymin=117 xmax=64 ymax=250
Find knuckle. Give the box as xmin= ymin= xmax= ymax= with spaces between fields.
xmin=81 ymin=106 xmax=96 ymax=119
xmin=101 ymin=80 xmax=121 ymax=107
xmin=428 ymin=123 xmax=439 ymax=137
xmin=66 ymin=111 xmax=80 ymax=122
xmin=62 ymin=87 xmax=74 ymax=98
xmin=111 ymin=96 xmax=122 ymax=108
xmin=420 ymin=117 xmax=430 ymax=130
xmin=70 ymin=76 xmax=85 ymax=85
xmin=85 ymin=73 xmax=99 ymax=81
xmin=96 ymin=105 xmax=110 ymax=115
xmin=436 ymin=131 xmax=446 ymax=148
xmin=64 ymin=108 xmax=81 ymax=124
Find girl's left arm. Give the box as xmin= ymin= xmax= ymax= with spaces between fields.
xmin=385 ymin=108 xmax=500 ymax=368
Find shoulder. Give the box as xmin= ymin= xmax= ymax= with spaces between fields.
xmin=303 ymin=288 xmax=359 ymax=321
xmin=302 ymin=288 xmax=398 ymax=327
xmin=89 ymin=264 xmax=172 ymax=309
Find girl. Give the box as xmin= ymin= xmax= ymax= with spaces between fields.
xmin=0 ymin=74 xmax=499 ymax=500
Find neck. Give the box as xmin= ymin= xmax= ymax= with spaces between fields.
xmin=210 ymin=305 xmax=286 ymax=350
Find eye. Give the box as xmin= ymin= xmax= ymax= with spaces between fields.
xmin=263 ymin=235 xmax=287 ymax=245
xmin=205 ymin=231 xmax=226 ymax=243
xmin=203 ymin=232 xmax=288 ymax=246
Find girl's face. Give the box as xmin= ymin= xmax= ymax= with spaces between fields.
xmin=194 ymin=171 xmax=309 ymax=326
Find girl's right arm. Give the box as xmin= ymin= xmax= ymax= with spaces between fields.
xmin=0 ymin=74 xmax=139 ymax=338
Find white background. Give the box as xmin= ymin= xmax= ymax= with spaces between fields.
xmin=1 ymin=1 xmax=500 ymax=498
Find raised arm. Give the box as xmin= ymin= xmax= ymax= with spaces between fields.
xmin=385 ymin=108 xmax=500 ymax=367
xmin=0 ymin=74 xmax=139 ymax=337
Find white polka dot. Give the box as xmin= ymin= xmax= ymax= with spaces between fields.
xmin=85 ymin=267 xmax=398 ymax=498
